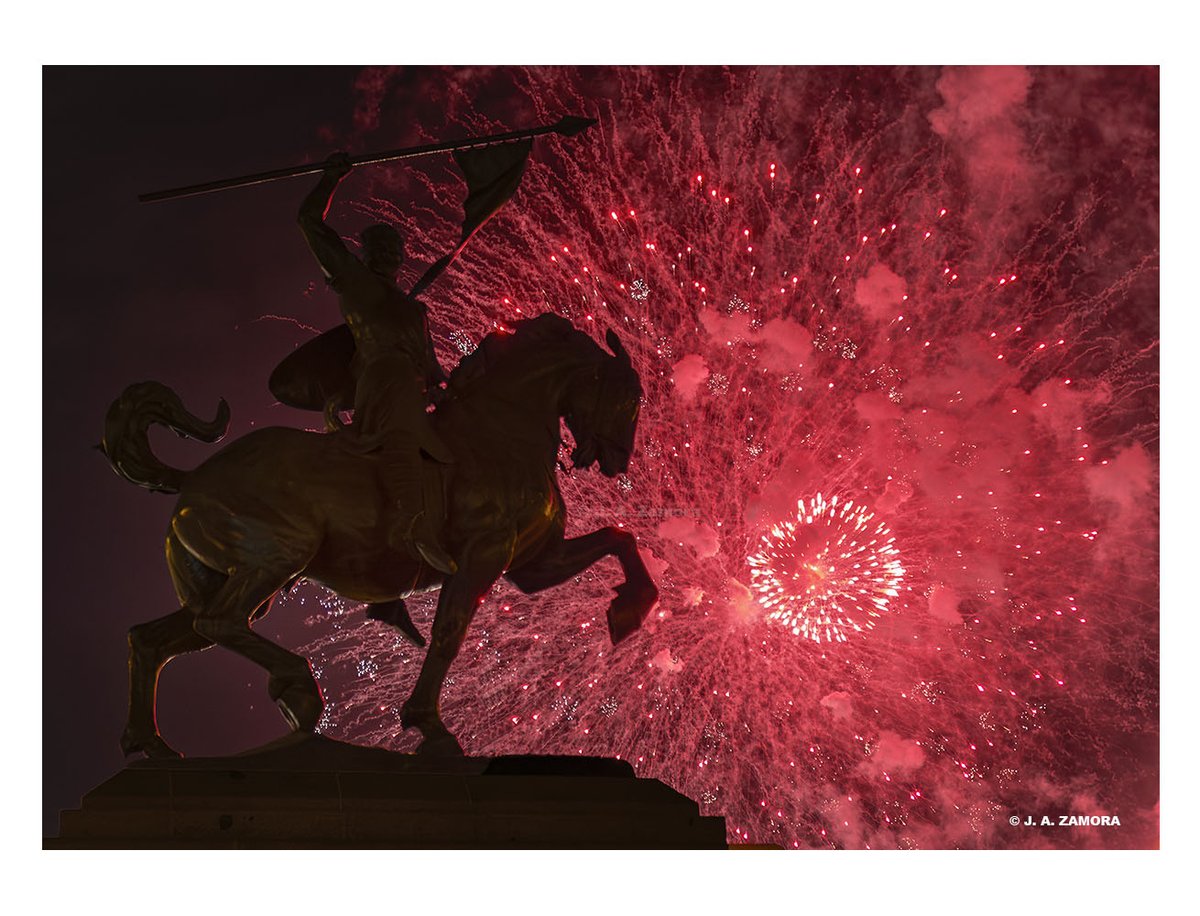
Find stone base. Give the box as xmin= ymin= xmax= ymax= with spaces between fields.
xmin=46 ymin=734 xmax=727 ymax=849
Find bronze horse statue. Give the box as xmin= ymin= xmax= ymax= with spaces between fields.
xmin=102 ymin=314 xmax=656 ymax=757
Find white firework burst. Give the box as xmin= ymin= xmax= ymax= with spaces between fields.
xmin=748 ymin=493 xmax=905 ymax=643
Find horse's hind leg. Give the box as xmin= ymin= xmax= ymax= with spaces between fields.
xmin=122 ymin=607 xmax=214 ymax=758
xmin=192 ymin=568 xmax=324 ymax=732
xmin=506 ymin=527 xmax=658 ymax=643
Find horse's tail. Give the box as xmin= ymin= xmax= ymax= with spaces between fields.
xmin=100 ymin=381 xmax=231 ymax=494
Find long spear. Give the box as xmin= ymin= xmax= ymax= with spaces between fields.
xmin=137 ymin=114 xmax=597 ymax=203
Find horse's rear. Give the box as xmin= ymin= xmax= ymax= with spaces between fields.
xmin=120 ymin=420 xmax=435 ymax=758
xmin=174 ymin=425 xmax=432 ymax=604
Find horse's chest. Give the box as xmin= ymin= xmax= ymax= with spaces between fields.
xmin=451 ymin=463 xmax=560 ymax=533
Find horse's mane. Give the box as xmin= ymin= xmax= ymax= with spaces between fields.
xmin=446 ymin=313 xmax=595 ymax=394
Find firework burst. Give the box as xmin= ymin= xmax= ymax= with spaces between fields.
xmin=749 ymin=493 xmax=905 ymax=643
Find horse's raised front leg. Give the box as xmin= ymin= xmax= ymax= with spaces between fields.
xmin=400 ymin=534 xmax=513 ymax=755
xmin=122 ymin=607 xmax=214 ymax=758
xmin=506 ymin=527 xmax=658 ymax=644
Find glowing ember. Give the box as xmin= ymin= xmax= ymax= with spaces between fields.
xmin=749 ymin=494 xmax=905 ymax=643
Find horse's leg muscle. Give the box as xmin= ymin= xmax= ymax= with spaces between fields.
xmin=401 ymin=534 xmax=514 ymax=754
xmin=506 ymin=527 xmax=658 ymax=643
xmin=122 ymin=607 xmax=214 ymax=758
xmin=191 ymin=569 xmax=323 ymax=733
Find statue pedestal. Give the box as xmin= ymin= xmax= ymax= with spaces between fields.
xmin=46 ymin=734 xmax=727 ymax=849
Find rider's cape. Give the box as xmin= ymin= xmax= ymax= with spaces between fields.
xmin=269 ymin=139 xmax=533 ymax=413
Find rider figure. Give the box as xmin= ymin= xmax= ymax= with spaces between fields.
xmin=298 ymin=153 xmax=458 ymax=575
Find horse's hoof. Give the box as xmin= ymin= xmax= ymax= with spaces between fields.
xmin=400 ymin=703 xmax=463 ymax=755
xmin=399 ymin=702 xmax=430 ymax=731
xmin=607 ymin=580 xmax=658 ymax=643
xmin=416 ymin=732 xmax=465 ymax=757
xmin=274 ymin=685 xmax=323 ymax=732
xmin=121 ymin=732 xmax=181 ymax=760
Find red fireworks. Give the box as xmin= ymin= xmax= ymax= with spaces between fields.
xmin=287 ymin=66 xmax=1159 ymax=849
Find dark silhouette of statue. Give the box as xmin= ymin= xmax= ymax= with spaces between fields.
xmin=268 ymin=140 xmax=534 ymax=427
xmin=103 ymin=313 xmax=656 ymax=757
xmin=297 ymin=154 xmax=456 ymax=574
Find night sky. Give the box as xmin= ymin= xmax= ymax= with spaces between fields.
xmin=43 ymin=67 xmax=383 ymax=834
xmin=42 ymin=64 xmax=1164 ymax=857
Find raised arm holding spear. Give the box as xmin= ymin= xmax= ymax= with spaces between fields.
xmin=297 ymin=151 xmax=459 ymax=573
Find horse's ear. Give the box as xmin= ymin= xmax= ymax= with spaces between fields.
xmin=606 ymin=329 xmax=630 ymax=364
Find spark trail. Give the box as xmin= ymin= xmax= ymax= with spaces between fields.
xmin=280 ymin=67 xmax=1159 ymax=848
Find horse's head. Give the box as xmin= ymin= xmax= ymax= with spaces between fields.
xmin=566 ymin=329 xmax=643 ymax=477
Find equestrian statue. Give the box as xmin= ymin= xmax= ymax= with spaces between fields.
xmin=105 ymin=121 xmax=656 ymax=758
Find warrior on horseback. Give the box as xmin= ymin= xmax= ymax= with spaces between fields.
xmin=104 ymin=123 xmax=656 ymax=760
xmin=298 ymin=153 xmax=457 ymax=575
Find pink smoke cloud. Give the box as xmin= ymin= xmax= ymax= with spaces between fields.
xmin=699 ymin=311 xmax=811 ymax=376
xmin=929 ymin=67 xmax=1032 ymax=141
xmin=671 ymin=353 xmax=710 ymax=402
xmin=755 ymin=318 xmax=813 ymax=374
xmin=928 ymin=584 xmax=963 ymax=624
xmin=699 ymin=307 xmax=753 ymax=344
xmin=656 ymin=517 xmax=720 ymax=559
xmin=860 ymin=731 xmax=927 ymax=776
xmin=648 ymin=647 xmax=684 ymax=675
xmin=928 ymin=66 xmax=1037 ymax=254
xmin=820 ymin=691 xmax=853 ymax=721
xmin=1085 ymin=443 xmax=1155 ymax=517
xmin=854 ymin=263 xmax=908 ymax=325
